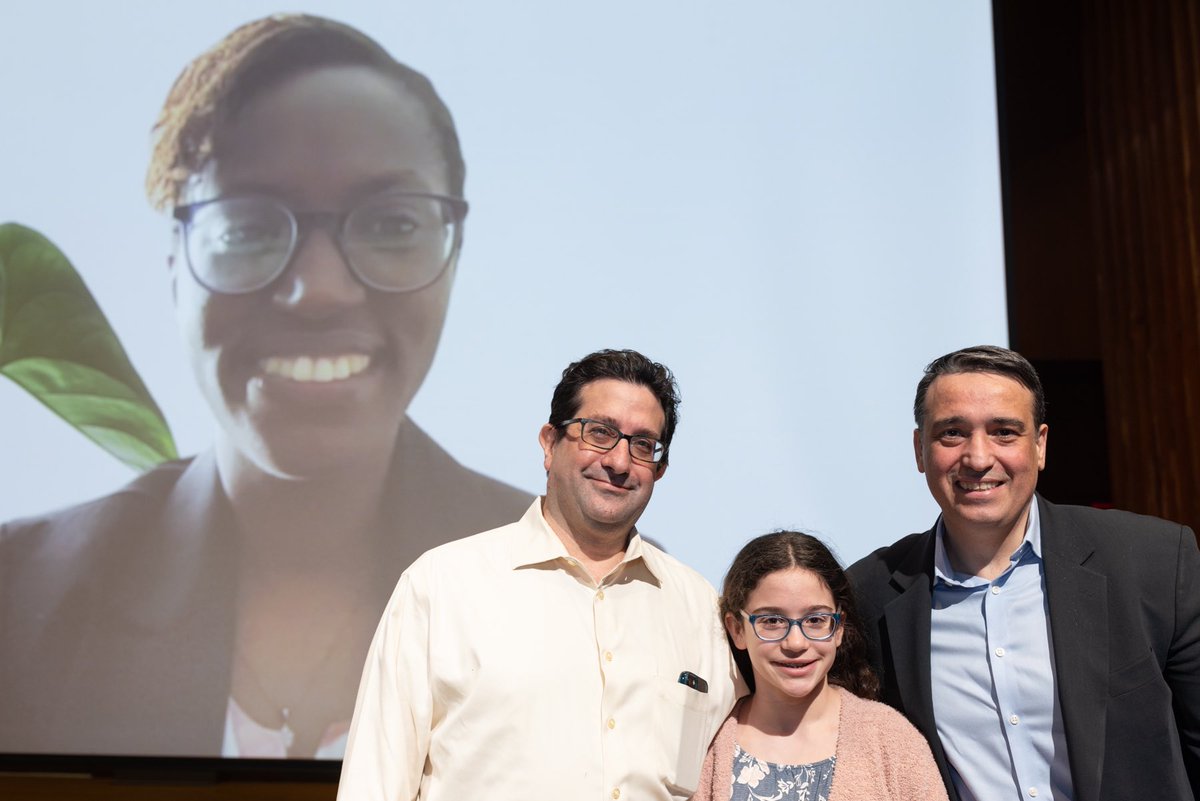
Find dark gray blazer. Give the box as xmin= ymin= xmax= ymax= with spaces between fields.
xmin=0 ymin=421 xmax=532 ymax=757
xmin=847 ymin=495 xmax=1200 ymax=801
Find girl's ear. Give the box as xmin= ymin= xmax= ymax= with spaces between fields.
xmin=725 ymin=611 xmax=748 ymax=650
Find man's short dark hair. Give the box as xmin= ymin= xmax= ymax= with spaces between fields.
xmin=914 ymin=345 xmax=1046 ymax=428
xmin=548 ymin=349 xmax=680 ymax=466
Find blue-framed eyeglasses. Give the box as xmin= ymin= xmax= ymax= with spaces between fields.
xmin=173 ymin=191 xmax=468 ymax=295
xmin=742 ymin=611 xmax=842 ymax=642
xmin=556 ymin=418 xmax=665 ymax=464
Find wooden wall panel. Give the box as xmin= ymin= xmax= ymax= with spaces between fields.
xmin=1083 ymin=0 xmax=1200 ymax=533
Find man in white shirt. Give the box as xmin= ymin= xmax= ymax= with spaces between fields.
xmin=338 ymin=348 xmax=740 ymax=801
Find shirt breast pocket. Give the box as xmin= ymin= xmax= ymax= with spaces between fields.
xmin=657 ymin=676 xmax=714 ymax=794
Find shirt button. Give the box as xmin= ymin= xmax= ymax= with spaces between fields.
xmin=607 ymin=718 xmax=616 ymax=730
xmin=995 ymin=647 xmax=1006 ymax=657
xmin=605 ymin=651 xmax=613 ymax=662
xmin=991 ymin=586 xmax=1001 ymax=595
xmin=612 ymin=789 xmax=621 ymax=800
xmin=597 ymin=590 xmax=605 ymax=601
xmin=1028 ymin=788 xmax=1039 ymax=797
xmin=1009 ymin=714 xmax=1020 ymax=725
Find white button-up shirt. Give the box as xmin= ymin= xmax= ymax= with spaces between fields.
xmin=338 ymin=500 xmax=740 ymax=801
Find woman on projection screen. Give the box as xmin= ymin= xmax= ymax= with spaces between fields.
xmin=0 ymin=13 xmax=530 ymax=759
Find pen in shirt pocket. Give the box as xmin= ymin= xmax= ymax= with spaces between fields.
xmin=678 ymin=671 xmax=709 ymax=693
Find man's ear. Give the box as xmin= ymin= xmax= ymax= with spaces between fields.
xmin=913 ymin=428 xmax=926 ymax=473
xmin=538 ymin=423 xmax=558 ymax=472
xmin=1035 ymin=423 xmax=1048 ymax=471
xmin=653 ymin=461 xmax=667 ymax=481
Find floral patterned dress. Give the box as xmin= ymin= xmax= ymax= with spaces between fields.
xmin=729 ymin=743 xmax=836 ymax=801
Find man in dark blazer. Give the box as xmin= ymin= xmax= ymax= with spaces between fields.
xmin=848 ymin=345 xmax=1200 ymax=801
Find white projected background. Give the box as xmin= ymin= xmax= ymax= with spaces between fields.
xmin=0 ymin=0 xmax=1005 ymax=586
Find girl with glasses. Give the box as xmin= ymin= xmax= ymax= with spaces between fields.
xmin=692 ymin=531 xmax=947 ymax=801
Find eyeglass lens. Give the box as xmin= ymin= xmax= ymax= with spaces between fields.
xmin=579 ymin=420 xmax=663 ymax=463
xmin=182 ymin=194 xmax=460 ymax=294
xmin=752 ymin=613 xmax=838 ymax=641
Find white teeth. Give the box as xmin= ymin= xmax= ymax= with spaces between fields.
xmin=960 ymin=481 xmax=1000 ymax=491
xmin=261 ymin=354 xmax=371 ymax=383
xmin=292 ymin=356 xmax=313 ymax=381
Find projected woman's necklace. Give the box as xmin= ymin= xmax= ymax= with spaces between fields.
xmin=233 ymin=648 xmax=298 ymax=750
xmin=231 ymin=589 xmax=372 ymax=756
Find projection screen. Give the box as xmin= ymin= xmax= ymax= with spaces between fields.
xmin=0 ymin=0 xmax=1006 ymax=761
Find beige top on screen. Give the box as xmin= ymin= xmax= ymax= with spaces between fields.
xmin=337 ymin=499 xmax=740 ymax=801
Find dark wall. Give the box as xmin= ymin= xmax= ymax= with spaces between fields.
xmin=996 ymin=0 xmax=1200 ymax=533
xmin=995 ymin=0 xmax=1111 ymax=507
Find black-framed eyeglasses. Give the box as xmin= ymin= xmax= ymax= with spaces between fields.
xmin=556 ymin=418 xmax=665 ymax=464
xmin=743 ymin=611 xmax=842 ymax=642
xmin=172 ymin=191 xmax=468 ymax=295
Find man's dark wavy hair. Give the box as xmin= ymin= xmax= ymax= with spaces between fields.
xmin=547 ymin=349 xmax=680 ymax=467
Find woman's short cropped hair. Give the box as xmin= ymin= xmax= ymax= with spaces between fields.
xmin=146 ymin=13 xmax=464 ymax=210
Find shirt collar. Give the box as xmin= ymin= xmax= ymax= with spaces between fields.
xmin=933 ymin=497 xmax=1042 ymax=585
xmin=509 ymin=498 xmax=661 ymax=583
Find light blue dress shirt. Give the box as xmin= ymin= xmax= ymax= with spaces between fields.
xmin=930 ymin=501 xmax=1075 ymax=800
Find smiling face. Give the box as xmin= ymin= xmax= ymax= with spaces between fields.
xmin=915 ymin=371 xmax=1048 ymax=544
xmin=538 ymin=379 xmax=667 ymax=543
xmin=725 ymin=567 xmax=842 ymax=708
xmin=172 ymin=65 xmax=455 ymax=479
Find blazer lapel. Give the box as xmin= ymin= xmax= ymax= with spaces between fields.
xmin=95 ymin=451 xmax=240 ymax=754
xmin=882 ymin=528 xmax=940 ymax=749
xmin=1039 ymin=496 xmax=1107 ymax=801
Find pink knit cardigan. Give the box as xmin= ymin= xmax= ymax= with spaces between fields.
xmin=691 ymin=688 xmax=949 ymax=801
